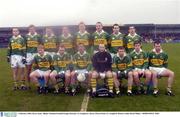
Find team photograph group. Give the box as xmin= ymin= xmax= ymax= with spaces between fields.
xmin=7 ymin=21 xmax=175 ymax=98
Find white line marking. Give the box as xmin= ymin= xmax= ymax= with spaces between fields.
xmin=80 ymin=93 xmax=90 ymax=112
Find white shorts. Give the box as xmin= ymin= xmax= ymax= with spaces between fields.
xmin=26 ymin=53 xmax=37 ymax=65
xmin=149 ymin=67 xmax=166 ymax=75
xmin=36 ymin=69 xmax=47 ymax=77
xmin=10 ymin=55 xmax=25 ymax=68
xmin=75 ymin=69 xmax=88 ymax=74
xmin=133 ymin=68 xmax=145 ymax=72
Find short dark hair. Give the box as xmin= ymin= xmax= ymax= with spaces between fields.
xmin=113 ymin=24 xmax=119 ymax=27
xmin=134 ymin=40 xmax=141 ymax=45
xmin=118 ymin=46 xmax=125 ymax=50
xmin=154 ymin=40 xmax=161 ymax=45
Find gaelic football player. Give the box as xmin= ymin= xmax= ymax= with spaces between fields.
xmin=71 ymin=43 xmax=92 ymax=95
xmin=7 ymin=28 xmax=26 ymax=90
xmin=91 ymin=22 xmax=109 ymax=53
xmin=42 ymin=27 xmax=58 ymax=57
xmin=112 ymin=46 xmax=133 ymax=96
xmin=59 ymin=26 xmax=74 ymax=55
xmin=49 ymin=45 xmax=71 ymax=94
xmin=130 ymin=41 xmax=152 ymax=94
xmin=149 ymin=41 xmax=175 ymax=96
xmin=25 ymin=24 xmax=42 ymax=88
xmin=74 ymin=22 xmax=91 ymax=54
xmin=109 ymin=24 xmax=125 ymax=58
xmin=124 ymin=26 xmax=142 ymax=53
xmin=30 ymin=44 xmax=52 ymax=94
xmin=91 ymin=44 xmax=114 ymax=97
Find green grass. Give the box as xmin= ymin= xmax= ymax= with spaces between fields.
xmin=0 ymin=43 xmax=180 ymax=111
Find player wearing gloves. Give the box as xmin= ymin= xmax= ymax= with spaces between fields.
xmin=91 ymin=44 xmax=114 ymax=97
xmin=112 ymin=46 xmax=133 ymax=96
xmin=49 ymin=45 xmax=71 ymax=94
xmin=70 ymin=43 xmax=92 ymax=95
xmin=7 ymin=28 xmax=27 ymax=90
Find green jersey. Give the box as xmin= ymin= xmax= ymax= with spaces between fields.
xmin=42 ymin=34 xmax=58 ymax=52
xmin=148 ymin=49 xmax=168 ymax=68
xmin=25 ymin=33 xmax=42 ymax=53
xmin=109 ymin=32 xmax=125 ymax=54
xmin=73 ymin=51 xmax=92 ymax=71
xmin=74 ymin=31 xmax=91 ymax=53
xmin=52 ymin=52 xmax=71 ymax=72
xmin=33 ymin=53 xmax=52 ymax=71
xmin=91 ymin=30 xmax=109 ymax=51
xmin=112 ymin=54 xmax=133 ymax=72
xmin=59 ymin=34 xmax=74 ymax=54
xmin=130 ymin=49 xmax=148 ymax=69
xmin=7 ymin=35 xmax=26 ymax=57
xmin=124 ymin=33 xmax=142 ymax=53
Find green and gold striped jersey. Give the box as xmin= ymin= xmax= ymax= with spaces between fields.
xmin=109 ymin=32 xmax=125 ymax=54
xmin=33 ymin=53 xmax=52 ymax=71
xmin=59 ymin=34 xmax=74 ymax=55
xmin=148 ymin=49 xmax=168 ymax=68
xmin=52 ymin=52 xmax=71 ymax=72
xmin=112 ymin=54 xmax=133 ymax=72
xmin=74 ymin=31 xmax=92 ymax=53
xmin=124 ymin=33 xmax=142 ymax=53
xmin=42 ymin=34 xmax=58 ymax=52
xmin=25 ymin=33 xmax=42 ymax=53
xmin=73 ymin=51 xmax=92 ymax=71
xmin=130 ymin=49 xmax=148 ymax=69
xmin=7 ymin=35 xmax=26 ymax=57
xmin=91 ymin=30 xmax=109 ymax=51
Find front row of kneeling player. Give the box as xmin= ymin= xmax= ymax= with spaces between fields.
xmin=29 ymin=41 xmax=175 ymax=97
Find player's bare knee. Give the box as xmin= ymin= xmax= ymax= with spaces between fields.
xmin=169 ymin=71 xmax=175 ymax=78
xmin=92 ymin=71 xmax=98 ymax=78
xmin=106 ymin=71 xmax=112 ymax=77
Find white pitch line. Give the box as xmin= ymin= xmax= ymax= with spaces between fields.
xmin=80 ymin=93 xmax=90 ymax=112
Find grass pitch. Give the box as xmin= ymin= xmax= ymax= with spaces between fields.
xmin=0 ymin=43 xmax=180 ymax=111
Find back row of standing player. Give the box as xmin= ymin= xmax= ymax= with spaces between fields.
xmin=7 ymin=22 xmax=175 ymax=96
